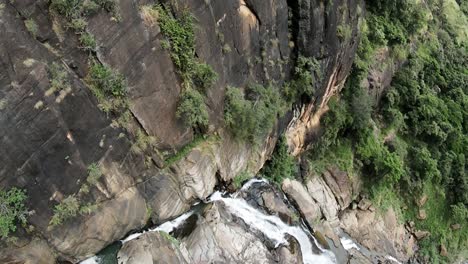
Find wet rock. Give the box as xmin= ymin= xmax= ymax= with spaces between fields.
xmin=417 ymin=209 xmax=427 ymax=220
xmin=347 ymin=248 xmax=373 ymax=264
xmin=414 ymin=231 xmax=430 ymax=240
xmin=340 ymin=207 xmax=416 ymax=262
xmin=181 ymin=203 xmax=275 ymax=264
xmin=313 ymin=231 xmax=330 ymax=249
xmin=261 ymin=191 xmax=294 ymax=222
xmin=277 ymin=246 xmax=303 ymax=264
xmin=358 ymin=198 xmax=372 ymax=211
xmin=282 ymin=179 xmax=321 ymax=225
xmin=118 ymin=232 xmax=188 ymax=264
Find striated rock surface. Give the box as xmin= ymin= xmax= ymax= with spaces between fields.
xmin=282 ymin=168 xmax=417 ymax=263
xmin=0 ymin=0 xmax=363 ymax=262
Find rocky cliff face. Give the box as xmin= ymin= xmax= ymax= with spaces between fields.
xmin=0 ymin=0 xmax=362 ymax=262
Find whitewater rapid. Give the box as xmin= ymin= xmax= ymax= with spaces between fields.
xmin=210 ymin=190 xmax=336 ymax=264
xmin=81 ymin=178 xmax=337 ymax=264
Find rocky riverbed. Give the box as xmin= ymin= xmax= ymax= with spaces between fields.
xmin=80 ymin=177 xmax=416 ymax=264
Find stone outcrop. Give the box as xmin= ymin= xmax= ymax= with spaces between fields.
xmin=118 ymin=201 xmax=302 ymax=264
xmin=0 ymin=0 xmax=363 ymax=262
xmin=282 ymin=168 xmax=418 ymax=263
xmin=118 ymin=232 xmax=188 ymax=264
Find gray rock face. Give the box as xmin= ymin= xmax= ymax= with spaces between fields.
xmin=182 ymin=203 xmax=276 ymax=264
xmin=118 ymin=232 xmax=188 ymax=264
xmin=282 ymin=178 xmax=322 ymax=224
xmin=282 ymin=168 xmax=417 ymax=263
xmin=0 ymin=0 xmax=363 ymax=262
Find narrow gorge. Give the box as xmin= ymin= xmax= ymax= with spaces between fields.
xmin=0 ymin=0 xmax=466 ymax=263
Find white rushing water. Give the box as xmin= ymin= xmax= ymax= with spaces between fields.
xmin=340 ymin=235 xmax=402 ymax=264
xmin=340 ymin=236 xmax=360 ymax=251
xmin=121 ymin=209 xmax=195 ymax=243
xmin=81 ymin=178 xmax=336 ymax=264
xmin=79 ymin=256 xmax=100 ymax=264
xmin=209 ymin=190 xmax=336 ymax=264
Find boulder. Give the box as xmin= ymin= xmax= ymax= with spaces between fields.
xmin=450 ymin=223 xmax=461 ymax=230
xmin=440 ymin=244 xmax=448 ymax=257
xmin=0 ymin=238 xmax=55 ymax=264
xmin=181 ymin=203 xmax=275 ymax=264
xmin=306 ymin=176 xmax=340 ymax=221
xmin=413 ymin=231 xmax=430 ymax=240
xmin=282 ymin=179 xmax=321 ymax=225
xmin=417 ymin=194 xmax=428 ymax=207
xmin=417 ymin=209 xmax=427 ymax=220
xmin=261 ymin=191 xmax=295 ymax=221
xmin=118 ymin=232 xmax=189 ymax=264
xmin=358 ymin=198 xmax=372 ymax=211
xmin=322 ymin=168 xmax=354 ymax=208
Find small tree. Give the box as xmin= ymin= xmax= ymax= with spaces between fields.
xmin=176 ymin=89 xmax=209 ymax=129
xmin=0 ymin=188 xmax=28 ymax=238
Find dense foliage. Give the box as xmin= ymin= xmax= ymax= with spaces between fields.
xmin=88 ymin=62 xmax=126 ymax=98
xmin=260 ymin=136 xmax=296 ymax=185
xmin=224 ymin=84 xmax=286 ymax=144
xmin=154 ymin=5 xmax=217 ymax=129
xmin=308 ymin=0 xmax=467 ymax=261
xmin=0 ymin=188 xmax=27 ymax=239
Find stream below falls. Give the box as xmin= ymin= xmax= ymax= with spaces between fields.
xmin=80 ymin=178 xmax=400 ymax=264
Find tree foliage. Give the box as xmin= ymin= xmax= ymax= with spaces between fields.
xmin=0 ymin=188 xmax=27 ymax=239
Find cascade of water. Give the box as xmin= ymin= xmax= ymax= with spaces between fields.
xmin=209 ymin=189 xmax=336 ymax=264
xmin=81 ymin=178 xmax=336 ymax=264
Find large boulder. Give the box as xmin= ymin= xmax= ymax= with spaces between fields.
xmin=118 ymin=232 xmax=188 ymax=264
xmin=282 ymin=179 xmax=322 ymax=225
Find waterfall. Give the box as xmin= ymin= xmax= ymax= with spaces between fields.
xmin=209 ymin=190 xmax=336 ymax=264
xmin=81 ymin=178 xmax=336 ymax=264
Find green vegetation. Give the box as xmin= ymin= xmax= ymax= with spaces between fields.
xmin=153 ymin=4 xmax=217 ymax=130
xmin=49 ymin=195 xmax=98 ymax=226
xmin=0 ymin=188 xmax=27 ymax=239
xmin=50 ymin=0 xmax=118 ymax=19
xmin=336 ymin=24 xmax=352 ymax=41
xmin=88 ymin=62 xmax=126 ymax=98
xmin=49 ymin=195 xmax=80 ymax=226
xmin=307 ymin=0 xmax=467 ymax=261
xmin=233 ymin=171 xmax=252 ymax=189
xmin=25 ymin=19 xmax=38 ymax=37
xmin=48 ymin=62 xmax=70 ymax=94
xmin=86 ymin=163 xmax=102 ymax=185
xmin=224 ymin=84 xmax=286 ymax=144
xmin=164 ymin=135 xmax=209 ymax=167
xmin=260 ymin=136 xmax=296 ymax=185
xmin=159 ymin=231 xmax=179 ymax=247
xmin=79 ymin=32 xmax=97 ymax=51
xmin=176 ymin=89 xmax=209 ymax=128
xmin=283 ymin=56 xmax=321 ymax=103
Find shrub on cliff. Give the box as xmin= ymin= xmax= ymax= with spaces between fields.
xmin=176 ymin=89 xmax=209 ymax=128
xmin=49 ymin=195 xmax=80 ymax=226
xmin=283 ymin=56 xmax=321 ymax=103
xmin=261 ymin=136 xmax=296 ymax=185
xmin=88 ymin=62 xmax=126 ymax=98
xmin=0 ymin=188 xmax=28 ymax=238
xmin=224 ymin=84 xmax=286 ymax=144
